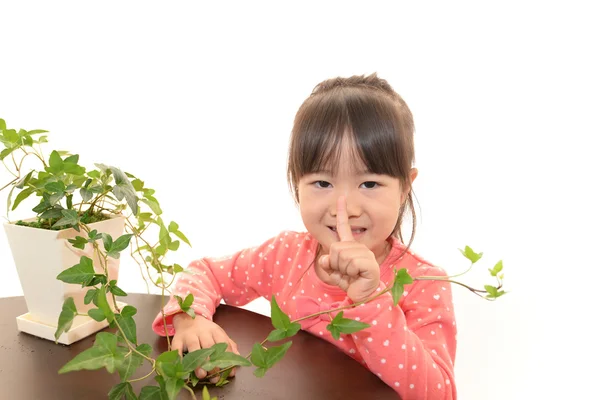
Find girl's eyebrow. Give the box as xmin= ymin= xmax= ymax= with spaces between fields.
xmin=313 ymin=168 xmax=372 ymax=176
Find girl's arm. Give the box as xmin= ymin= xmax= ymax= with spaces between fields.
xmin=152 ymin=231 xmax=294 ymax=336
xmin=341 ymin=265 xmax=457 ymax=400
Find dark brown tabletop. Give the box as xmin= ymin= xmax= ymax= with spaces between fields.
xmin=0 ymin=294 xmax=399 ymax=399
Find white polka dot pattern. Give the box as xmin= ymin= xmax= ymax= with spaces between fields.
xmin=151 ymin=231 xmax=457 ymax=399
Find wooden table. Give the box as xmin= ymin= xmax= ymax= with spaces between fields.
xmin=0 ymin=294 xmax=399 ymax=399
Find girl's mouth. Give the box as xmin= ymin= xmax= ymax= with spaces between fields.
xmin=328 ymin=226 xmax=367 ymax=234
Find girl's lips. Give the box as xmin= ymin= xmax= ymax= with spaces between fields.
xmin=328 ymin=226 xmax=367 ymax=238
xmin=328 ymin=226 xmax=366 ymax=233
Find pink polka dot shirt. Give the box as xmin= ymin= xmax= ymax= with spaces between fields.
xmin=152 ymin=231 xmax=458 ymax=399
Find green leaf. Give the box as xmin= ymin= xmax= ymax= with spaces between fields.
xmin=40 ymin=206 xmax=64 ymax=219
xmin=391 ymin=268 xmax=414 ymax=306
xmin=56 ymin=256 xmax=95 ymax=285
xmin=215 ymin=368 xmax=231 ymax=387
xmin=64 ymin=162 xmax=86 ymax=175
xmin=264 ymin=341 xmax=292 ymax=369
xmin=173 ymin=230 xmax=191 ymax=246
xmin=250 ymin=343 xmax=266 ymax=367
xmin=58 ymin=346 xmax=113 ymax=373
xmin=4 ymin=128 xmax=19 ymax=144
xmin=250 ymin=341 xmax=292 ymax=376
xmin=88 ymin=170 xmax=101 ymax=179
xmin=182 ymin=294 xmax=194 ymax=309
xmin=117 ymin=343 xmax=152 ymax=381
xmin=156 ymin=350 xmax=180 ymax=364
xmin=168 ymin=221 xmax=179 ymax=232
xmin=88 ymin=229 xmax=101 ymax=241
xmin=267 ymin=328 xmax=287 ymax=342
xmin=209 ymin=342 xmax=228 ymax=359
xmin=113 ymin=234 xmax=133 ymax=252
xmin=202 ymin=352 xmax=252 ymax=370
xmin=115 ymin=314 xmax=137 ymax=345
xmin=182 ymin=348 xmax=214 ymax=372
xmin=270 ymin=295 xmax=291 ymax=330
xmin=155 ymin=244 xmax=167 ymax=256
xmin=484 ymin=285 xmax=500 ymax=298
xmin=168 ymin=240 xmax=180 ymax=251
xmin=68 ymin=236 xmax=89 ymax=250
xmin=84 ymin=288 xmax=98 ymax=305
xmin=45 ymin=181 xmax=65 ymax=193
xmin=88 ymin=308 xmax=106 ymax=322
xmin=110 ymin=167 xmax=139 ymax=215
xmin=131 ymin=179 xmax=144 ymax=191
xmin=54 ymin=297 xmax=77 ymax=340
xmin=52 ymin=209 xmax=79 ymax=228
xmin=121 ymin=305 xmax=137 ymax=318
xmin=326 ymin=311 xmax=371 ymax=340
xmin=0 ymin=148 xmax=14 ymax=161
xmin=95 ymin=332 xmax=118 ymax=352
xmin=48 ymin=150 xmax=64 ymax=173
xmin=141 ymin=198 xmax=162 ymax=215
xmin=109 ymin=283 xmax=128 ymax=297
xmin=139 ymin=386 xmax=165 ymax=400
xmin=108 ymin=234 xmax=133 ymax=258
xmin=48 ymin=191 xmax=65 ymax=206
xmin=103 ymin=233 xmax=114 ymax=253
xmin=15 ymin=170 xmax=34 ymax=189
xmin=202 ymin=386 xmax=213 ymax=400
xmin=460 ymin=245 xmax=483 ymax=263
xmin=59 ymin=332 xmax=122 ymax=374
xmin=80 ymin=187 xmax=93 ymax=202
xmin=489 ymin=260 xmax=504 ymax=277
xmin=164 ymin=378 xmax=185 ymax=400
xmin=173 ymin=264 xmax=184 ymax=273
xmin=108 ymin=382 xmax=137 ymax=400
xmin=97 ymin=285 xmax=115 ymax=323
xmin=89 ymin=274 xmax=108 ymax=286
xmin=185 ymin=308 xmax=196 ymax=318
xmin=11 ymin=187 xmax=35 ymax=211
xmin=26 ymin=129 xmax=48 ymax=136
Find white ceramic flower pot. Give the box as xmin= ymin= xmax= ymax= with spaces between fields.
xmin=3 ymin=215 xmax=127 ymax=345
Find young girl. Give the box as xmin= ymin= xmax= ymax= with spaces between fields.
xmin=152 ymin=73 xmax=457 ymax=399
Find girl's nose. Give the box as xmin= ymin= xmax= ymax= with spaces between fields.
xmin=330 ymin=190 xmax=361 ymax=218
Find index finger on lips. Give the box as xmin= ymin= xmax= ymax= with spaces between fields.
xmin=336 ymin=195 xmax=354 ymax=242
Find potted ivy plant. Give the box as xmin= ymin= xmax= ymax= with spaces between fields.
xmin=1 ymin=118 xmax=506 ymax=399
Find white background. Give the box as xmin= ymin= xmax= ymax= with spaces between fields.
xmin=1 ymin=1 xmax=599 ymax=399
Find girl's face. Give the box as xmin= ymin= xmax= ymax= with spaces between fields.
xmin=297 ymin=138 xmax=417 ymax=264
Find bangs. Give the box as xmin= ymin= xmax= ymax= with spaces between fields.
xmin=289 ymin=86 xmax=412 ymax=184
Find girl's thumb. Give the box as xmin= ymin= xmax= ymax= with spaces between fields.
xmin=319 ymin=255 xmax=329 ymax=268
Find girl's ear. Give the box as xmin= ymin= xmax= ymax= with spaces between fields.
xmin=403 ymin=168 xmax=418 ymax=196
xmin=409 ymin=168 xmax=418 ymax=185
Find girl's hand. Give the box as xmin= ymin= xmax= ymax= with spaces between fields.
xmin=315 ymin=196 xmax=381 ymax=303
xmin=172 ymin=312 xmax=240 ymax=383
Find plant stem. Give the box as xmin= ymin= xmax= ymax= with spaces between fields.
xmin=123 ymin=218 xmax=171 ymax=349
xmin=10 ymin=151 xmax=18 ymax=171
xmin=183 ymin=385 xmax=197 ymax=400
xmin=127 ymin=367 xmax=157 ymax=383
xmin=1 ymin=159 xmax=18 ymax=178
xmin=0 ymin=177 xmax=18 ymax=192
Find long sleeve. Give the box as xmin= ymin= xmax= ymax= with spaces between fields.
xmin=343 ymin=265 xmax=457 ymax=399
xmin=297 ymin=262 xmax=457 ymax=400
xmin=152 ymin=232 xmax=292 ymax=336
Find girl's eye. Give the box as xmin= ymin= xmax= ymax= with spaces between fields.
xmin=360 ymin=181 xmax=379 ymax=189
xmin=314 ymin=180 xmax=332 ymax=188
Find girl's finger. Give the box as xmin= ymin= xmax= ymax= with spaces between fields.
xmin=171 ymin=335 xmax=184 ymax=357
xmin=319 ymin=255 xmax=331 ymax=271
xmin=336 ymin=196 xmax=355 ymax=242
